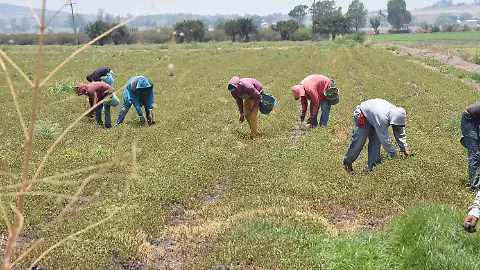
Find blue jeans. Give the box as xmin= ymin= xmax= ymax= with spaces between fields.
xmin=461 ymin=113 xmax=480 ymax=189
xmin=343 ymin=108 xmax=382 ymax=170
xmin=95 ymin=96 xmax=111 ymax=128
xmin=116 ymin=100 xmax=151 ymax=125
xmin=309 ymin=101 xmax=331 ymax=127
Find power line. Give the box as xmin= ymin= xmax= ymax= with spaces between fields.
xmin=67 ymin=0 xmax=78 ymax=45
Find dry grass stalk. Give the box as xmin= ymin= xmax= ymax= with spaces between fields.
xmin=1 ymin=0 xmax=47 ymax=266
xmin=0 ymin=57 xmax=29 ymax=140
xmin=0 ymin=0 xmax=157 ymax=267
xmin=0 ymin=50 xmax=34 ymax=87
xmin=25 ymin=0 xmax=41 ymax=27
xmin=28 ymin=208 xmax=122 ymax=269
xmin=8 ymin=239 xmax=43 ymax=270
xmin=0 ymin=199 xmax=12 ymax=237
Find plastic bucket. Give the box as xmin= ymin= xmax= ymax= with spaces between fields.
xmin=260 ymin=93 xmax=276 ymax=115
xmin=105 ymin=93 xmax=120 ymax=107
xmin=104 ymin=72 xmax=114 ymax=85
xmin=325 ymin=87 xmax=339 ymax=105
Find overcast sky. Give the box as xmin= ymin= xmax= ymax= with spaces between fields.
xmin=0 ymin=0 xmax=475 ymax=16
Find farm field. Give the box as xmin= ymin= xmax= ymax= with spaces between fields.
xmin=1 ymin=41 xmax=480 ymax=269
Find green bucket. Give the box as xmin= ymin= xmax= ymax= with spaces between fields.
xmin=105 ymin=93 xmax=120 ymax=107
xmin=260 ymin=93 xmax=276 ymax=115
xmin=325 ymin=87 xmax=339 ymax=105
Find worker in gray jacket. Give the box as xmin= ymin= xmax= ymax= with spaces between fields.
xmin=343 ymin=98 xmax=412 ymax=174
xmin=464 ymin=191 xmax=480 ymax=233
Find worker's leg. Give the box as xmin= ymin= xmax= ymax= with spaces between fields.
xmin=95 ymin=103 xmax=104 ymax=126
xmin=117 ymin=99 xmax=132 ymax=125
xmin=367 ymin=127 xmax=382 ymax=170
xmin=319 ymin=101 xmax=332 ymax=126
xmin=343 ymin=109 xmax=369 ymax=167
xmin=461 ymin=114 xmax=480 ymax=189
xmin=104 ymin=105 xmax=111 ymax=128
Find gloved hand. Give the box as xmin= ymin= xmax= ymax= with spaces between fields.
xmin=463 ymin=215 xmax=478 ymax=233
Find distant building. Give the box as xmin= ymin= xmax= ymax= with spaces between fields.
xmin=456 ymin=19 xmax=479 ymax=25
xmin=261 ymin=20 xmax=268 ymax=28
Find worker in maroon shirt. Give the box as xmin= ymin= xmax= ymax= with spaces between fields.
xmin=76 ymin=82 xmax=114 ymax=128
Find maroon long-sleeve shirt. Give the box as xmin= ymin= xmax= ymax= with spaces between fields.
xmin=229 ymin=77 xmax=264 ymax=114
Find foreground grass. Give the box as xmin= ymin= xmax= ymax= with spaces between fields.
xmin=0 ymin=41 xmax=478 ymax=268
xmin=208 ymin=205 xmax=480 ymax=269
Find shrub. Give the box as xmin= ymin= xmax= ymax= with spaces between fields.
xmin=473 ymin=53 xmax=480 ymax=65
xmin=431 ymin=26 xmax=441 ymax=32
xmin=48 ymin=81 xmax=76 ymax=93
xmin=293 ymin=27 xmax=312 ymax=41
xmin=346 ymin=31 xmax=366 ymax=43
xmin=34 ymin=120 xmax=61 ymax=140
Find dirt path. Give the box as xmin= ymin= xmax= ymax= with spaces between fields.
xmin=397 ymin=45 xmax=480 ymax=74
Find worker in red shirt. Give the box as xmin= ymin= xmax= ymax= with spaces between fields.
xmin=76 ymin=82 xmax=115 ymax=128
xmin=291 ymin=74 xmax=335 ymax=128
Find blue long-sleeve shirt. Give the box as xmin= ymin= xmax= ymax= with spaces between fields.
xmin=123 ymin=76 xmax=154 ymax=117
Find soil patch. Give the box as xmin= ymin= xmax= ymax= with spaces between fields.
xmin=397 ymin=45 xmax=480 ymax=74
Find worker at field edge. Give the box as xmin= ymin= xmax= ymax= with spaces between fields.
xmin=291 ymin=74 xmax=334 ymax=128
xmin=76 ymin=82 xmax=114 ymax=129
xmin=464 ymin=191 xmax=480 ymax=233
xmin=460 ymin=102 xmax=480 ymax=190
xmin=343 ymin=98 xmax=412 ymax=174
xmin=85 ymin=67 xmax=114 ymax=117
xmin=117 ymin=76 xmax=155 ymax=126
xmin=228 ymin=76 xmax=264 ymax=138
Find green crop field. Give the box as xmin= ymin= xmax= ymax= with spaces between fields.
xmin=1 ymin=41 xmax=480 ymax=269
xmin=370 ymin=31 xmax=480 ymax=42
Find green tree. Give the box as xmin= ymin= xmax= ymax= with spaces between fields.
xmin=271 ymin=20 xmax=299 ymax=40
xmin=110 ymin=24 xmax=131 ymax=45
xmin=20 ymin=17 xmax=30 ymax=32
xmin=419 ymin=21 xmax=432 ymax=32
xmin=289 ymin=5 xmax=309 ymax=23
xmin=346 ymin=0 xmax=368 ymax=32
xmin=311 ymin=0 xmax=351 ymax=39
xmin=237 ymin=18 xmax=257 ymax=42
xmin=459 ymin=13 xmax=473 ymax=21
xmin=369 ymin=10 xmax=385 ymax=35
xmin=434 ymin=13 xmax=458 ymax=26
xmin=84 ymin=20 xmax=111 ymax=45
xmin=173 ymin=20 xmax=206 ymax=43
xmin=224 ymin=20 xmax=239 ymax=42
xmin=387 ymin=0 xmax=412 ymax=31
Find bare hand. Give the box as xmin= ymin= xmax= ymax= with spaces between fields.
xmin=463 ymin=215 xmax=478 ymax=233
xmin=404 ymin=151 xmax=412 ymax=157
xmin=239 ymin=114 xmax=245 ymax=123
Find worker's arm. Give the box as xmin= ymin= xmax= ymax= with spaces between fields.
xmin=300 ymin=97 xmax=308 ymax=121
xmin=464 ymin=191 xmax=480 ymax=233
xmin=374 ymin=125 xmax=397 ymax=158
xmin=131 ymin=92 xmax=143 ymax=117
xmin=252 ymin=79 xmax=264 ymax=93
xmin=231 ymin=91 xmax=244 ymax=115
xmin=392 ymin=125 xmax=409 ymax=153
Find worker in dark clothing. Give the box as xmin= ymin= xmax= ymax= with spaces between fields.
xmin=461 ymin=102 xmax=480 ymax=190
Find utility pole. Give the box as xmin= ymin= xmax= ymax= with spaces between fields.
xmin=67 ymin=0 xmax=78 ymax=45
xmin=312 ymin=0 xmax=316 ymax=39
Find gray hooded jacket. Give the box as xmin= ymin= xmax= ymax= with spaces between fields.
xmin=359 ymin=98 xmax=408 ymax=157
